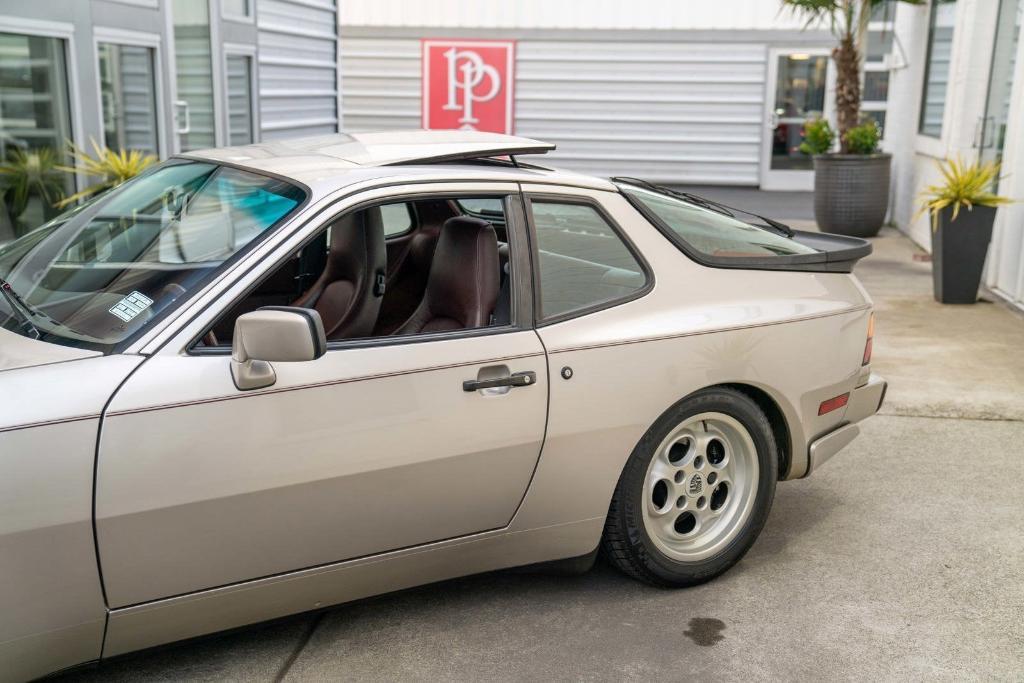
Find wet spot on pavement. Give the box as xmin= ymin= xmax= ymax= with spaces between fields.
xmin=683 ymin=617 xmax=725 ymax=646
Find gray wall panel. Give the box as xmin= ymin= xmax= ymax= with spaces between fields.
xmin=256 ymin=0 xmax=338 ymax=139
xmin=340 ymin=33 xmax=769 ymax=184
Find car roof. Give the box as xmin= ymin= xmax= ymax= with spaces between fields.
xmin=181 ymin=130 xmax=616 ymax=198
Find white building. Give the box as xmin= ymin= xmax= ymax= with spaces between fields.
xmin=1 ymin=0 xmax=1021 ymax=309
xmin=339 ymin=0 xmax=1023 ymax=310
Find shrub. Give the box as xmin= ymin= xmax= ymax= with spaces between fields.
xmin=843 ymin=120 xmax=881 ymax=155
xmin=799 ymin=118 xmax=835 ymax=156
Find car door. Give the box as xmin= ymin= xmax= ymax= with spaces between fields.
xmin=95 ymin=183 xmax=547 ymax=608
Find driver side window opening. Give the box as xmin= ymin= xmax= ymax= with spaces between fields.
xmin=200 ymin=194 xmax=516 ymax=348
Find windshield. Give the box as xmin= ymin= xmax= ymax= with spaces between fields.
xmin=619 ymin=184 xmax=818 ymax=258
xmin=0 ymin=160 xmax=305 ymax=352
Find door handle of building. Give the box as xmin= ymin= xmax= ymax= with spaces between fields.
xmin=174 ymin=99 xmax=191 ymax=135
xmin=463 ymin=370 xmax=536 ymax=392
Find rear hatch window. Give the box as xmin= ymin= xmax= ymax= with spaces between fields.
xmin=616 ymin=180 xmax=871 ymax=273
xmin=619 ymin=184 xmax=818 ymax=258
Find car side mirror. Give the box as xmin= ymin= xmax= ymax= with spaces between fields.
xmin=230 ymin=307 xmax=326 ymax=391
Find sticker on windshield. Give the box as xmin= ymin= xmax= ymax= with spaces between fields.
xmin=109 ymin=291 xmax=154 ymax=322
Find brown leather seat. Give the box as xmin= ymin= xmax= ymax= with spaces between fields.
xmin=293 ymin=207 xmax=386 ymax=340
xmin=396 ymin=216 xmax=499 ymax=335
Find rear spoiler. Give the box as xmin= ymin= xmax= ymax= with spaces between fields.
xmin=786 ymin=230 xmax=873 ymax=273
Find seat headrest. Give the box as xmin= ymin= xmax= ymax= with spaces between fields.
xmin=425 ymin=216 xmax=499 ymax=328
xmin=326 ymin=206 xmax=384 ymax=275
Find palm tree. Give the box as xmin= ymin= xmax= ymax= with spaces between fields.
xmin=782 ymin=0 xmax=923 ymax=152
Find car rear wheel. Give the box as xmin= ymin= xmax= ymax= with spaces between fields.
xmin=602 ymin=387 xmax=778 ymax=587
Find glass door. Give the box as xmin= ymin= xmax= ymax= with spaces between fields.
xmin=0 ymin=32 xmax=73 ymax=238
xmin=760 ymin=48 xmax=833 ymax=191
xmin=171 ymin=0 xmax=216 ymax=152
xmin=98 ymin=43 xmax=160 ymax=155
xmin=980 ymin=0 xmax=1022 ymax=177
xmin=987 ymin=0 xmax=1024 ymax=305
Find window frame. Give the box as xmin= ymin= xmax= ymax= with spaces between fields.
xmin=1 ymin=16 xmax=84 ymax=194
xmin=187 ymin=187 xmax=534 ymax=355
xmin=918 ymin=0 xmax=956 ymax=138
xmin=222 ymin=42 xmax=259 ymax=146
xmin=522 ymin=192 xmax=654 ymax=327
xmin=92 ymin=28 xmax=166 ymax=157
xmin=220 ymin=0 xmax=255 ymax=24
xmin=379 ymin=200 xmax=417 ymax=239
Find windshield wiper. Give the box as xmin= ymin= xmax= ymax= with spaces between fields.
xmin=0 ymin=277 xmax=42 ymax=339
xmin=0 ymin=276 xmax=89 ymax=339
xmin=612 ymin=177 xmax=796 ymax=238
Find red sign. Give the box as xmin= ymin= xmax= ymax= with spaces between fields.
xmin=421 ymin=39 xmax=515 ymax=134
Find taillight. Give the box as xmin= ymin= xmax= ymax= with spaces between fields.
xmin=862 ymin=312 xmax=875 ymax=366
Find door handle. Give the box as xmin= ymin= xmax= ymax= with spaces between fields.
xmin=174 ymin=99 xmax=191 ymax=135
xmin=463 ymin=370 xmax=536 ymax=392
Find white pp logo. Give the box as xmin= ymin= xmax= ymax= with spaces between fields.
xmin=442 ymin=47 xmax=501 ymax=128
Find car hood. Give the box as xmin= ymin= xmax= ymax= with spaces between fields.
xmin=0 ymin=328 xmax=101 ymax=372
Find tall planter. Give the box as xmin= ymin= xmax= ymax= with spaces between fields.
xmin=930 ymin=204 xmax=996 ymax=304
xmin=812 ymin=153 xmax=891 ymax=237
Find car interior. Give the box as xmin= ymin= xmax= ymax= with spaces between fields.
xmin=199 ymin=196 xmax=514 ymax=347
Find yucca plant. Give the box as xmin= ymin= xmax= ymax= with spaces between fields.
xmin=0 ymin=147 xmax=66 ymax=222
xmin=916 ymin=157 xmax=1013 ymax=231
xmin=56 ymin=139 xmax=157 ymax=208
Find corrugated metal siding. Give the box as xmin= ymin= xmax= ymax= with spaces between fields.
xmin=257 ymin=0 xmax=338 ymax=139
xmin=340 ymin=0 xmax=816 ymax=31
xmin=340 ymin=36 xmax=766 ymax=184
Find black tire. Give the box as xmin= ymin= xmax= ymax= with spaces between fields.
xmin=602 ymin=387 xmax=778 ymax=587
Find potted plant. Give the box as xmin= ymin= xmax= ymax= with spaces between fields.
xmin=784 ymin=0 xmax=922 ymax=237
xmin=0 ymin=147 xmax=66 ymax=237
xmin=917 ymin=157 xmax=1012 ymax=304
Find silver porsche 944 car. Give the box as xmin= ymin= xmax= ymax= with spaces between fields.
xmin=1 ymin=131 xmax=886 ymax=681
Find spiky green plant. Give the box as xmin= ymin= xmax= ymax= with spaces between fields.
xmin=56 ymin=139 xmax=157 ymax=208
xmin=782 ymin=0 xmax=924 ymax=153
xmin=0 ymin=147 xmax=66 ymax=220
xmin=916 ymin=157 xmax=1013 ymax=230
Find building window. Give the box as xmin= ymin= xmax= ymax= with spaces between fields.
xmin=0 ymin=32 xmax=73 ymax=235
xmin=979 ymin=0 xmax=1022 ymax=189
xmin=919 ymin=0 xmax=958 ymax=137
xmin=221 ymin=0 xmax=252 ymax=20
xmin=225 ymin=53 xmax=254 ymax=145
xmin=863 ymin=70 xmax=890 ymax=101
xmin=98 ymin=43 xmax=159 ymax=155
xmin=173 ymin=0 xmax=216 ymax=152
xmin=862 ymin=1 xmax=897 ymax=139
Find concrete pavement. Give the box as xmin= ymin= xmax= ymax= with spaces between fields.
xmin=56 ymin=206 xmax=1024 ymax=682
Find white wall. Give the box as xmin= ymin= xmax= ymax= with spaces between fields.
xmin=987 ymin=4 xmax=1024 ymax=303
xmin=888 ymin=0 xmax=1002 ymax=250
xmin=339 ymin=0 xmax=821 ymax=31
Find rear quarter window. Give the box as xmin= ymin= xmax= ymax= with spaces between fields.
xmin=530 ymin=199 xmax=648 ymax=320
xmin=621 ymin=185 xmax=818 ymax=258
